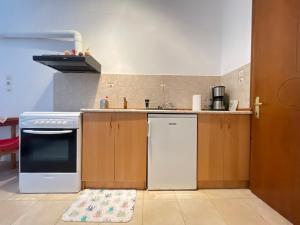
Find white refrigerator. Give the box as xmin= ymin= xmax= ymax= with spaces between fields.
xmin=147 ymin=114 xmax=197 ymax=190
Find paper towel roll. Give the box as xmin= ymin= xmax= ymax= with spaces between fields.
xmin=192 ymin=95 xmax=202 ymax=111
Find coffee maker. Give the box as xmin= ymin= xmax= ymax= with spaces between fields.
xmin=212 ymin=86 xmax=226 ymax=110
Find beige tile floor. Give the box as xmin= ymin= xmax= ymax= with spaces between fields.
xmin=0 ymin=162 xmax=292 ymax=225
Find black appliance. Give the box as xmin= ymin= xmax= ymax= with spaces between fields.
xmin=33 ymin=55 xmax=101 ymax=73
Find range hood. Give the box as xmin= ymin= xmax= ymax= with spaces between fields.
xmin=33 ymin=55 xmax=101 ymax=73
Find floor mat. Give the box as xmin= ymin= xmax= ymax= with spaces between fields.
xmin=62 ymin=189 xmax=136 ymax=223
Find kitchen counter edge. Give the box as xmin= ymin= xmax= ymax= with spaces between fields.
xmin=80 ymin=109 xmax=252 ymax=115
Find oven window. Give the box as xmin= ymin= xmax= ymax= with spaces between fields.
xmin=21 ymin=129 xmax=77 ymax=173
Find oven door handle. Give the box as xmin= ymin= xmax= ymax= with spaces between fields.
xmin=22 ymin=130 xmax=73 ymax=135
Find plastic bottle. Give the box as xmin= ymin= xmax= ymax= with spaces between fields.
xmin=100 ymin=96 xmax=109 ymax=109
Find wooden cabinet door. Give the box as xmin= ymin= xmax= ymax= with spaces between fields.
xmin=198 ymin=114 xmax=224 ymax=188
xmin=114 ymin=113 xmax=147 ymax=189
xmin=223 ymin=115 xmax=250 ymax=187
xmin=82 ymin=113 xmax=115 ymax=183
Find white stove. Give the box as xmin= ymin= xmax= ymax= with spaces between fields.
xmin=19 ymin=112 xmax=82 ymax=193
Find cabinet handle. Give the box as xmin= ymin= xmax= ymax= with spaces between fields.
xmin=118 ymin=123 xmax=120 ymax=129
xmin=220 ymin=118 xmax=223 ymax=129
xmin=110 ymin=117 xmax=112 ymax=129
xmin=227 ymin=119 xmax=231 ymax=129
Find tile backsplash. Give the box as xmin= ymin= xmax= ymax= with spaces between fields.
xmin=220 ymin=63 xmax=251 ymax=109
xmin=54 ymin=64 xmax=250 ymax=111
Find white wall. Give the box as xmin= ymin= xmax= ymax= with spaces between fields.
xmin=0 ymin=39 xmax=74 ymax=117
xmin=0 ymin=0 xmax=222 ymax=76
xmin=0 ymin=0 xmax=252 ymax=118
xmin=220 ymin=0 xmax=252 ymax=75
xmin=0 ymin=0 xmax=225 ymax=118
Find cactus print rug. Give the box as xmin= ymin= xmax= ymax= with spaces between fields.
xmin=62 ymin=189 xmax=136 ymax=223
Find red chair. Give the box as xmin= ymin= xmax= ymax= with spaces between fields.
xmin=0 ymin=118 xmax=19 ymax=169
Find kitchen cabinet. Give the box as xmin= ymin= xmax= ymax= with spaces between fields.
xmin=223 ymin=115 xmax=250 ymax=185
xmin=82 ymin=112 xmax=147 ymax=189
xmin=197 ymin=114 xmax=250 ymax=188
xmin=114 ymin=113 xmax=147 ymax=187
xmin=197 ymin=115 xmax=224 ymax=186
xmin=82 ymin=113 xmax=115 ymax=183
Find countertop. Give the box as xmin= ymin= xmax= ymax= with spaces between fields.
xmin=81 ymin=108 xmax=252 ymax=115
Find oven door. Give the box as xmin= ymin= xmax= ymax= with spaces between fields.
xmin=20 ymin=128 xmax=77 ymax=173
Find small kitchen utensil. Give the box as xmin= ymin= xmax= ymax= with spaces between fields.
xmin=145 ymin=99 xmax=150 ymax=109
xmin=229 ymin=100 xmax=239 ymax=111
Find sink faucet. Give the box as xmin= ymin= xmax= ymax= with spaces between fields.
xmin=158 ymin=83 xmax=176 ymax=110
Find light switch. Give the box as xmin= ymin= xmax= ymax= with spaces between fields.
xmin=5 ymin=75 xmax=12 ymax=92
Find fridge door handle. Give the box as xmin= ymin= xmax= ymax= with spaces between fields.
xmin=147 ymin=121 xmax=151 ymax=137
xmin=148 ymin=121 xmax=152 ymax=162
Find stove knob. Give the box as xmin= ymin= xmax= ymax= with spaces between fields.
xmin=40 ymin=121 xmax=45 ymax=124
xmin=34 ymin=121 xmax=39 ymax=124
xmin=46 ymin=121 xmax=50 ymax=124
xmin=57 ymin=121 xmax=62 ymax=124
xmin=62 ymin=121 xmax=67 ymax=124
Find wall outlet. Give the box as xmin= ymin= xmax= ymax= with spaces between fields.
xmin=238 ymin=70 xmax=245 ymax=84
xmin=107 ymin=82 xmax=114 ymax=88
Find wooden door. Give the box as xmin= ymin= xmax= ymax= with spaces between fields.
xmin=251 ymin=0 xmax=300 ymax=223
xmin=114 ymin=113 xmax=147 ymax=189
xmin=82 ymin=113 xmax=115 ymax=185
xmin=198 ymin=114 xmax=224 ymax=188
xmin=223 ymin=115 xmax=250 ymax=187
